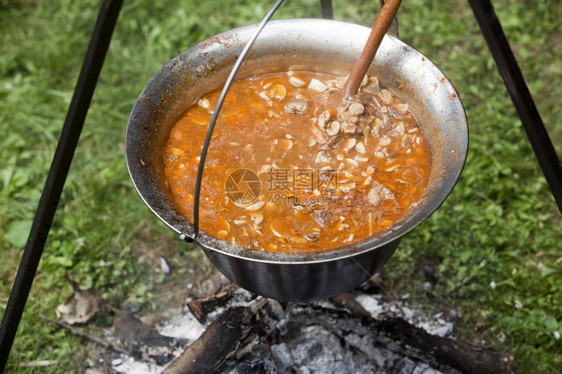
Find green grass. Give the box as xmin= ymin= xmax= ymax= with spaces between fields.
xmin=1 ymin=0 xmax=560 ymax=372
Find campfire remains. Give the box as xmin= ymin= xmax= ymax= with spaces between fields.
xmin=97 ymin=273 xmax=515 ymax=374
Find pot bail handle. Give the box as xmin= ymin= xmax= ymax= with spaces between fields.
xmin=190 ymin=0 xmax=285 ymax=241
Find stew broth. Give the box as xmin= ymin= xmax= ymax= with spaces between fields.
xmin=163 ymin=71 xmax=431 ymax=252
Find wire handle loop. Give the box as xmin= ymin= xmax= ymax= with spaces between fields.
xmin=191 ymin=0 xmax=285 ymax=240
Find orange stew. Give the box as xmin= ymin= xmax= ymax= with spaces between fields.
xmin=163 ymin=71 xmax=431 ymax=252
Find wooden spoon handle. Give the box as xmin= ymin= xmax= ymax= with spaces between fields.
xmin=343 ymin=0 xmax=402 ymax=99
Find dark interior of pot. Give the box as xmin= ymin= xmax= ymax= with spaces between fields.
xmin=125 ymin=19 xmax=468 ymax=264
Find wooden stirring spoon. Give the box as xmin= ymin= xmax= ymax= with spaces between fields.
xmin=343 ymin=0 xmax=403 ymax=99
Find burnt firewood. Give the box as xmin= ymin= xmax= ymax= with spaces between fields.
xmin=155 ymin=289 xmax=512 ymax=374
xmin=187 ymin=290 xmax=233 ymax=324
xmin=164 ymin=299 xmax=284 ymax=374
xmin=367 ymin=271 xmax=384 ymax=289
xmin=329 ymin=293 xmax=371 ymax=318
xmin=163 ymin=302 xmax=254 ymax=374
xmin=289 ymin=306 xmax=514 ymax=374
xmin=376 ymin=317 xmax=514 ymax=374
xmin=113 ymin=312 xmax=181 ymax=365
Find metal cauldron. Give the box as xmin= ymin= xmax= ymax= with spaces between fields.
xmin=125 ymin=19 xmax=468 ymax=301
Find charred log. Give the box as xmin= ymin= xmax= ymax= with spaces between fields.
xmin=289 ymin=305 xmax=514 ymax=374
xmin=163 ymin=299 xmax=283 ymax=374
xmin=187 ymin=290 xmax=233 ymax=324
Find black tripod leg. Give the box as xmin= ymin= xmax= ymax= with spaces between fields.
xmin=0 ymin=1 xmax=123 ymax=371
xmin=320 ymin=0 xmax=333 ymax=19
xmin=468 ymin=0 xmax=562 ymax=213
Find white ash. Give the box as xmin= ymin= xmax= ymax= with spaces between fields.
xmin=268 ymin=325 xmax=375 ymax=374
xmin=353 ymin=293 xmax=386 ymax=317
xmin=112 ymin=355 xmax=163 ymax=374
xmin=354 ymin=293 xmax=453 ymax=338
xmin=156 ymin=308 xmax=204 ymax=341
